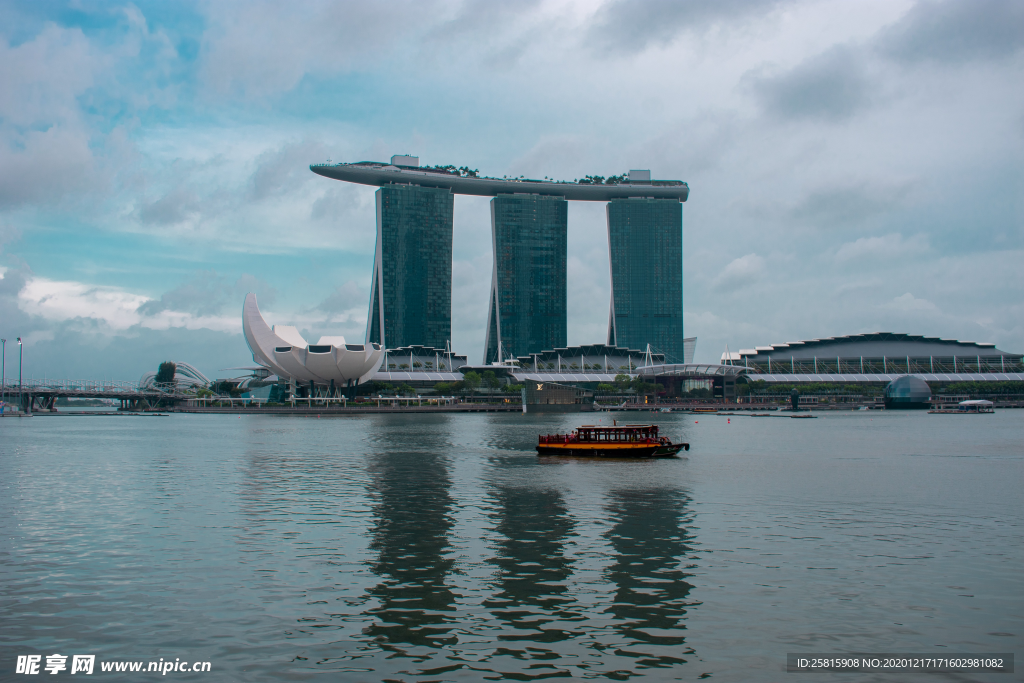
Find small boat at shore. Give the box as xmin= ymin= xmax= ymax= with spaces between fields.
xmin=929 ymin=399 xmax=995 ymax=414
xmin=537 ymin=424 xmax=688 ymax=458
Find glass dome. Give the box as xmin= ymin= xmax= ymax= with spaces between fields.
xmin=884 ymin=375 xmax=931 ymax=409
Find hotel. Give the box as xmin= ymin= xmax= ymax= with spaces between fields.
xmin=311 ymin=157 xmax=689 ymax=364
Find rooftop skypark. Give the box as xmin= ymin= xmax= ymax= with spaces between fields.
xmin=310 ymin=156 xmax=689 ymax=202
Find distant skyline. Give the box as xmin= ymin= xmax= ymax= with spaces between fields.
xmin=0 ymin=0 xmax=1021 ymax=380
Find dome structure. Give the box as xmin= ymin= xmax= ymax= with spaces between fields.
xmin=883 ymin=375 xmax=932 ymax=410
xmin=242 ymin=293 xmax=383 ymax=387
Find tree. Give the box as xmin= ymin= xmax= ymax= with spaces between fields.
xmin=631 ymin=377 xmax=659 ymax=395
xmin=614 ymin=373 xmax=632 ymax=392
xmin=596 ymin=383 xmax=617 ymax=394
xmin=482 ymin=370 xmax=499 ymax=390
xmin=155 ymin=361 xmax=176 ymax=387
xmin=503 ymin=383 xmax=524 ymax=394
xmin=462 ymin=371 xmax=481 ymax=395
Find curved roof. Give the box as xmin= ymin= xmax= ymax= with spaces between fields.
xmin=638 ymin=363 xmax=747 ymax=377
xmin=310 ymin=162 xmax=689 ymax=202
xmin=731 ymin=333 xmax=1019 ymax=360
xmin=747 ymin=372 xmax=1024 ymax=383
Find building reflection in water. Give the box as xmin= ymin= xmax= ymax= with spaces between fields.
xmin=604 ymin=486 xmax=697 ymax=668
xmin=484 ymin=469 xmax=580 ymax=644
xmin=363 ymin=418 xmax=456 ymax=653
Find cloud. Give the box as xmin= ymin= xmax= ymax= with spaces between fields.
xmin=586 ymin=0 xmax=788 ymax=55
xmin=16 ymin=323 xmax=251 ymax=383
xmin=789 ymin=180 xmax=913 ymax=228
xmin=835 ymin=233 xmax=929 ymax=262
xmin=0 ymin=126 xmax=105 ymax=208
xmin=19 ymin=276 xmax=149 ymax=330
xmin=198 ymin=0 xmax=437 ymax=99
xmin=746 ymin=46 xmax=872 ymax=122
xmin=712 ymin=253 xmax=766 ymax=292
xmin=315 ymin=281 xmax=366 ymax=316
xmin=506 ymin=137 xmax=591 ymax=180
xmin=135 ymin=185 xmax=202 ymax=226
xmin=878 ymin=0 xmax=1024 ymax=64
xmin=139 ymin=271 xmax=278 ymax=317
xmin=1 ymin=1 xmax=1022 ymax=371
xmin=885 ymin=292 xmax=939 ymax=312
xmin=0 ymin=23 xmax=98 ymax=126
xmin=250 ymin=139 xmax=330 ymax=201
xmin=13 ymin=273 xmax=243 ymax=338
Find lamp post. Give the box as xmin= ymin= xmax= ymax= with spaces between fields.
xmin=17 ymin=337 xmax=23 ymax=413
xmin=1 ymin=338 xmax=6 ymax=409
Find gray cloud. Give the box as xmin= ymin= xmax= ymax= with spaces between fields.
xmin=586 ymin=0 xmax=788 ymax=55
xmin=834 ymin=233 xmax=930 ymax=263
xmin=139 ymin=271 xmax=277 ymax=317
xmin=0 ymin=263 xmax=40 ymax=346
xmin=20 ymin=322 xmax=249 ymax=382
xmin=199 ymin=0 xmax=439 ymax=99
xmin=250 ymin=139 xmax=329 ymax=201
xmin=789 ymin=180 xmax=913 ymax=228
xmin=136 ymin=186 xmax=201 ymax=226
xmin=315 ymin=281 xmax=365 ymax=315
xmin=878 ymin=0 xmax=1024 ymax=64
xmin=712 ymin=253 xmax=766 ymax=293
xmin=746 ymin=46 xmax=871 ymax=122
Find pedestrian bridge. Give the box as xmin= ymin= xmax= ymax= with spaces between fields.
xmin=0 ymin=379 xmax=196 ymax=413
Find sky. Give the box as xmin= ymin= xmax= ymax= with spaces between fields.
xmin=0 ymin=0 xmax=1021 ymax=381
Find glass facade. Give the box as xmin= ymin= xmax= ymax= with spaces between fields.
xmin=484 ymin=195 xmax=568 ymax=363
xmin=368 ymin=185 xmax=454 ymax=349
xmin=606 ymin=198 xmax=684 ymax=362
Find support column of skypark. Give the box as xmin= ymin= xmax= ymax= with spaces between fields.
xmin=310 ymin=157 xmax=688 ymax=354
xmin=606 ymin=196 xmax=684 ymax=363
xmin=367 ymin=184 xmax=453 ymax=350
xmin=484 ymin=194 xmax=567 ymax=364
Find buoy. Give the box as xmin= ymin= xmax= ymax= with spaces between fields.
xmin=695 ymin=421 xmax=698 ymax=423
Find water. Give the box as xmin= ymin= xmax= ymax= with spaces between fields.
xmin=1 ymin=411 xmax=1021 ymax=681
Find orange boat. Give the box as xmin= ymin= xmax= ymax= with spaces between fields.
xmin=537 ymin=424 xmax=689 ymax=458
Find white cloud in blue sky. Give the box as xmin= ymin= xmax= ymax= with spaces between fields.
xmin=0 ymin=0 xmax=1021 ymax=380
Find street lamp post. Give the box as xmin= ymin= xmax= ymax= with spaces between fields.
xmin=17 ymin=337 xmax=23 ymax=413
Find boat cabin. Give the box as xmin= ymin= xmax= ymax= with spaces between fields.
xmin=958 ymin=399 xmax=994 ymax=413
xmin=539 ymin=424 xmax=661 ymax=444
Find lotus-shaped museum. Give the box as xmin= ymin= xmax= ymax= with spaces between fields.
xmin=242 ymin=293 xmax=383 ymax=387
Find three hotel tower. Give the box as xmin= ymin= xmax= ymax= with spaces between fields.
xmin=333 ymin=160 xmax=687 ymax=363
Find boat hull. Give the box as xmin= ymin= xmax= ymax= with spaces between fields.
xmin=537 ymin=443 xmax=688 ymax=458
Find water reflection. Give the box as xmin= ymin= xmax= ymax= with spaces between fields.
xmin=363 ymin=417 xmax=457 ymax=653
xmin=604 ymin=486 xmax=697 ymax=668
xmin=484 ymin=472 xmax=580 ymax=644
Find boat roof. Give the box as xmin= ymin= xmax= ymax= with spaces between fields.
xmin=578 ymin=424 xmax=656 ymax=429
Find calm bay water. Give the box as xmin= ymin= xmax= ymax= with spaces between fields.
xmin=1 ymin=410 xmax=1021 ymax=681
